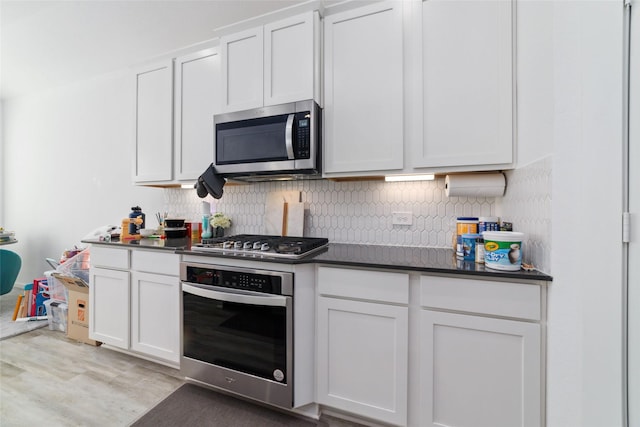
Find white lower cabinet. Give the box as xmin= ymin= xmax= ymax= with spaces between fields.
xmin=316 ymin=269 xmax=545 ymax=427
xmin=316 ymin=266 xmax=409 ymax=426
xmin=131 ymin=271 xmax=180 ymax=363
xmin=90 ymin=267 xmax=130 ymax=349
xmin=419 ymin=275 xmax=544 ymax=427
xmin=89 ymin=246 xmax=180 ymax=366
xmin=420 ymin=310 xmax=541 ymax=427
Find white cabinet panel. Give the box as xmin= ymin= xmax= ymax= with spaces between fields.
xmin=131 ymin=250 xmax=180 ymax=276
xmin=420 ymin=275 xmax=541 ymax=320
xmin=134 ymin=60 xmax=173 ymax=182
xmin=221 ymin=27 xmax=264 ymax=112
xmin=89 ymin=267 xmax=130 ymax=349
xmin=420 ymin=310 xmax=541 ymax=427
xmin=413 ymin=0 xmax=513 ymax=169
xmin=91 ymin=246 xmax=129 ymax=270
xmin=174 ymin=47 xmax=221 ymax=181
xmin=131 ymin=271 xmax=180 ymax=363
xmin=221 ymin=11 xmax=320 ymax=113
xmin=317 ymin=265 xmax=409 ymax=304
xmin=317 ymin=297 xmax=408 ymax=426
xmin=264 ymin=11 xmax=318 ymax=105
xmin=323 ymin=1 xmax=404 ymax=175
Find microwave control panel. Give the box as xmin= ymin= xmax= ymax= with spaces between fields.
xmin=294 ymin=112 xmax=311 ymax=159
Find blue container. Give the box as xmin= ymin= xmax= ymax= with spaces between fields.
xmin=129 ymin=206 xmax=145 ymax=235
xmin=462 ymin=233 xmax=481 ymax=261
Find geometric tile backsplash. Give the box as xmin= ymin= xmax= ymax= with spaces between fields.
xmin=165 ymin=156 xmax=552 ymax=274
xmin=497 ymin=156 xmax=552 ymax=274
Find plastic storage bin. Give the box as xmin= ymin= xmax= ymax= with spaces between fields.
xmin=46 ymin=248 xmax=90 ymax=303
xmin=44 ymin=299 xmax=68 ymax=332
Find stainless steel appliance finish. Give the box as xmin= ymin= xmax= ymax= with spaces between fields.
xmin=213 ymin=100 xmax=321 ymax=180
xmin=192 ymin=234 xmax=329 ymax=259
xmin=180 ymin=262 xmax=294 ymax=408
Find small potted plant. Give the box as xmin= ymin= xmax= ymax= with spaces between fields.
xmin=210 ymin=212 xmax=231 ymax=237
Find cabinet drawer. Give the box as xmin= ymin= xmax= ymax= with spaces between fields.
xmin=91 ymin=246 xmax=129 ymax=270
xmin=131 ymin=250 xmax=180 ymax=276
xmin=420 ymin=276 xmax=541 ymax=321
xmin=318 ymin=266 xmax=409 ymax=304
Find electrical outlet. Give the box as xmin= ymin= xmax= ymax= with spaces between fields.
xmin=392 ymin=212 xmax=413 ymax=226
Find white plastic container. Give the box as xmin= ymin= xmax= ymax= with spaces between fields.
xmin=44 ymin=299 xmax=68 ymax=332
xmin=482 ymin=231 xmax=524 ymax=271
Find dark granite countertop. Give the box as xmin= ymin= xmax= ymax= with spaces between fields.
xmin=83 ymin=239 xmax=552 ymax=282
xmin=307 ymin=243 xmax=552 ymax=282
xmin=83 ymin=237 xmax=191 ymax=251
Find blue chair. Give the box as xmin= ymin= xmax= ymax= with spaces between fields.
xmin=0 ymin=249 xmax=22 ymax=296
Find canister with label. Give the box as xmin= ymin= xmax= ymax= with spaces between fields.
xmin=455 ymin=217 xmax=478 ymax=256
xmin=475 ymin=237 xmax=485 ymax=263
xmin=479 ymin=216 xmax=500 ymax=233
xmin=462 ymin=233 xmax=481 ymax=261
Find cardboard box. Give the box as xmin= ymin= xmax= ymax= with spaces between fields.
xmin=52 ymin=274 xmax=101 ymax=346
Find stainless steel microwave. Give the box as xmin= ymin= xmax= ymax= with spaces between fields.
xmin=213 ymin=100 xmax=321 ymax=181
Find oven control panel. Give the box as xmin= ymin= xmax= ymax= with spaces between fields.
xmin=224 ymin=271 xmax=274 ymax=293
xmin=181 ymin=263 xmax=293 ymax=296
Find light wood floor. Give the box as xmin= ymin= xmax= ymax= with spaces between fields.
xmin=0 ymin=327 xmax=184 ymax=426
xmin=1 ymin=328 xmax=366 ymax=427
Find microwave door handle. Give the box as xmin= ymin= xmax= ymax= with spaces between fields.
xmin=182 ymin=282 xmax=287 ymax=307
xmin=285 ymin=113 xmax=295 ymax=160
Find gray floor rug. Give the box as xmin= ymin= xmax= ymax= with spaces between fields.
xmin=0 ymin=286 xmax=48 ymax=340
xmin=130 ymin=383 xmax=320 ymax=427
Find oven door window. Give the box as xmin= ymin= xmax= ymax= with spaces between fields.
xmin=183 ymin=292 xmax=288 ymax=384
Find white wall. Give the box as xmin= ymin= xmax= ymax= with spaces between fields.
xmin=628 ymin=0 xmax=640 ymax=423
xmin=1 ymin=99 xmax=4 ymax=225
xmin=541 ymin=1 xmax=623 ymax=426
xmin=518 ymin=1 xmax=625 ymax=425
xmin=516 ymin=0 xmax=554 ymax=168
xmin=3 ymin=71 xmax=165 ymax=282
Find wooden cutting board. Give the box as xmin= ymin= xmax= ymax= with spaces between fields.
xmin=264 ymin=191 xmax=303 ymax=236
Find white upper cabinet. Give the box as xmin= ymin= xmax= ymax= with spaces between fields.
xmin=221 ymin=27 xmax=264 ymax=112
xmin=174 ymin=47 xmax=221 ymax=181
xmin=221 ymin=11 xmax=320 ymax=113
xmin=411 ymin=0 xmax=514 ymax=170
xmin=133 ymin=60 xmax=173 ymax=183
xmin=323 ymin=1 xmax=404 ymax=176
xmin=264 ymin=12 xmax=319 ymax=106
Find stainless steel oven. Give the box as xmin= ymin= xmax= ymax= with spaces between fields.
xmin=180 ymin=262 xmax=294 ymax=408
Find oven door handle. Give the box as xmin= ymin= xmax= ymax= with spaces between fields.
xmin=182 ymin=283 xmax=288 ymax=307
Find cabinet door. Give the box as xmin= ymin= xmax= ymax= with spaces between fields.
xmin=264 ymin=11 xmax=318 ymax=106
xmin=317 ymin=297 xmax=408 ymax=426
xmin=420 ymin=310 xmax=541 ymax=427
xmin=133 ymin=60 xmax=173 ymax=182
xmin=174 ymin=47 xmax=221 ymax=181
xmin=221 ymin=27 xmax=263 ymax=112
xmin=89 ymin=267 xmax=130 ymax=349
xmin=323 ymin=1 xmax=404 ymax=175
xmin=130 ymin=271 xmax=180 ymax=363
xmin=413 ymin=0 xmax=513 ymax=169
